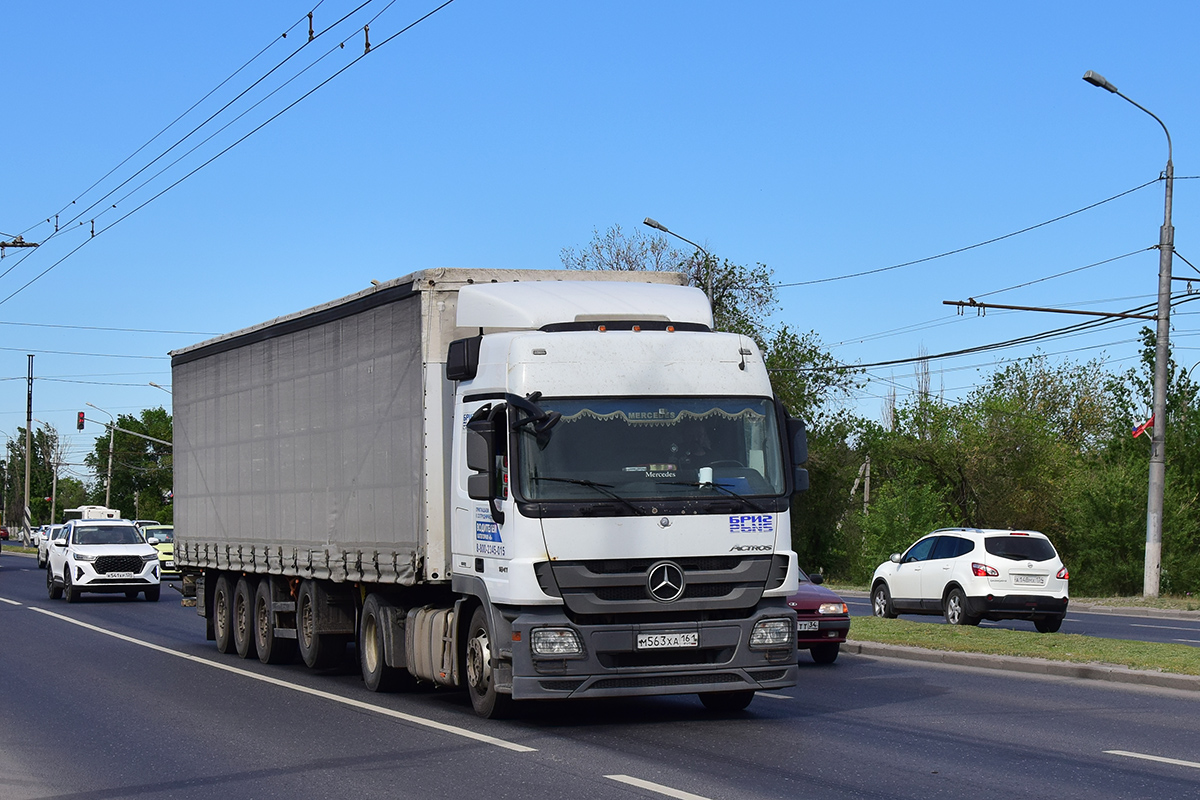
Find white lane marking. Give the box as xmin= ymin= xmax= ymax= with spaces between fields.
xmin=0 ymin=597 xmax=22 ymax=606
xmin=1130 ymin=623 xmax=1200 ymax=632
xmin=1105 ymin=750 xmax=1200 ymax=770
xmin=29 ymin=606 xmax=535 ymax=753
xmin=756 ymin=692 xmax=793 ymax=700
xmin=1173 ymin=638 xmax=1200 ymax=644
xmin=606 ymin=775 xmax=714 ymax=799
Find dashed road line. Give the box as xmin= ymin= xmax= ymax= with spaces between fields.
xmin=606 ymin=775 xmax=713 ymax=799
xmin=1105 ymin=750 xmax=1200 ymax=770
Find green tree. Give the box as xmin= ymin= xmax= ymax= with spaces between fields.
xmin=84 ymin=407 xmax=173 ymax=524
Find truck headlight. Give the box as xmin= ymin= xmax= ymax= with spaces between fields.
xmin=750 ymin=618 xmax=793 ymax=648
xmin=530 ymin=627 xmax=583 ymax=656
xmin=818 ymin=602 xmax=848 ymax=615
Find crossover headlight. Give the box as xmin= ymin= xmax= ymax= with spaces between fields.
xmin=530 ymin=627 xmax=584 ymax=656
xmin=71 ymin=552 xmax=97 ymax=562
xmin=750 ymin=618 xmax=793 ymax=648
xmin=141 ymin=553 xmax=159 ymax=562
xmin=818 ymin=602 xmax=848 ymax=615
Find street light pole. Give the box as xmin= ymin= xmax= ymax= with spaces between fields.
xmin=1084 ymin=70 xmax=1174 ymax=597
xmin=643 ymin=217 xmax=715 ymax=303
xmin=86 ymin=402 xmax=117 ymax=509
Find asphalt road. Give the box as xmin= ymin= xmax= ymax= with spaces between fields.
xmin=3 ymin=552 xmax=1199 ymax=800
xmin=842 ymin=595 xmax=1200 ymax=646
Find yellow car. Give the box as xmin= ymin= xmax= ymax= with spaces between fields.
xmin=140 ymin=525 xmax=178 ymax=578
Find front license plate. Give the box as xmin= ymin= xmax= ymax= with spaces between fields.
xmin=797 ymin=620 xmax=820 ymax=631
xmin=637 ymin=632 xmax=699 ymax=650
xmin=106 ymin=572 xmax=135 ymax=579
xmin=1012 ymin=574 xmax=1044 ymax=586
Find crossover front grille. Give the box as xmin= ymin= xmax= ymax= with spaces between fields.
xmin=95 ymin=555 xmax=143 ymax=574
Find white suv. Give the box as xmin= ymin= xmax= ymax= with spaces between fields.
xmin=47 ymin=519 xmax=162 ymax=602
xmin=870 ymin=528 xmax=1068 ymax=632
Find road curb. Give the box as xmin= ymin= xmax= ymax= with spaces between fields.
xmin=843 ymin=640 xmax=1200 ymax=693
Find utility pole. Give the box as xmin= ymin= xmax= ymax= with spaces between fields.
xmin=1084 ymin=70 xmax=1174 ymax=598
xmin=24 ymin=355 xmax=33 ymax=546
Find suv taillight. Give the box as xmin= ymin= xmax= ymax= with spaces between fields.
xmin=1057 ymin=567 xmax=1069 ymax=580
xmin=972 ymin=562 xmax=999 ymax=577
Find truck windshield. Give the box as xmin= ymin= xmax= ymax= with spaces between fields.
xmin=515 ymin=397 xmax=786 ymax=501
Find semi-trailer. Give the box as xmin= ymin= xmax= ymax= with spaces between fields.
xmin=173 ymin=267 xmax=808 ymax=717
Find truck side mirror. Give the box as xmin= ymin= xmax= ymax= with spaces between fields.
xmin=786 ymin=417 xmax=808 ymax=466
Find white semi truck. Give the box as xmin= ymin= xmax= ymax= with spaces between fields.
xmin=173 ymin=268 xmax=808 ymax=717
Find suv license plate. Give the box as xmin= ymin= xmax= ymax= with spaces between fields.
xmin=797 ymin=620 xmax=820 ymax=631
xmin=106 ymin=572 xmax=135 ymax=579
xmin=1012 ymin=575 xmax=1044 ymax=585
xmin=637 ymin=633 xmax=699 ymax=650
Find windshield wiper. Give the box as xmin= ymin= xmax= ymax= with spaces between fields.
xmin=657 ymin=480 xmax=766 ymax=513
xmin=531 ymin=476 xmax=644 ymax=515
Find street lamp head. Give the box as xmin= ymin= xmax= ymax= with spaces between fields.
xmin=1083 ymin=70 xmax=1118 ymax=93
xmin=643 ymin=217 xmax=668 ymax=233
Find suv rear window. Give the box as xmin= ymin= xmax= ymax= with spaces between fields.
xmin=984 ymin=535 xmax=1057 ymax=562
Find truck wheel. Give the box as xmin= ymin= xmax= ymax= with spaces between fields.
xmin=144 ymin=585 xmax=161 ymax=602
xmin=944 ymin=587 xmax=981 ymax=626
xmin=47 ymin=566 xmax=62 ymax=600
xmin=233 ymin=577 xmax=258 ymax=660
xmin=810 ymin=643 xmax=840 ymax=664
xmin=213 ymin=574 xmax=235 ymax=654
xmin=254 ymin=579 xmax=297 ymax=665
xmin=64 ymin=571 xmax=79 ymax=603
xmin=699 ymin=690 xmax=755 ymax=712
xmin=298 ymin=580 xmax=345 ymax=669
xmin=360 ymin=594 xmax=413 ymax=692
xmin=466 ymin=606 xmax=513 ymax=719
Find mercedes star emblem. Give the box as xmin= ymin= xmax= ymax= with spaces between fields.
xmin=647 ymin=560 xmax=685 ymax=603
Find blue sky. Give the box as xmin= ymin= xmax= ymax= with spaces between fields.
xmin=2 ymin=1 xmax=1197 ymax=479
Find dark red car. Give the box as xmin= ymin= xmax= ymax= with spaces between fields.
xmin=788 ymin=569 xmax=851 ymax=664
xmin=0 ymin=526 xmax=9 ymax=541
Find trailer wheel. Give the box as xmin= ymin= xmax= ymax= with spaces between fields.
xmin=359 ymin=594 xmax=412 ymax=692
xmin=254 ymin=579 xmax=297 ymax=665
xmin=233 ymin=576 xmax=258 ymax=660
xmin=297 ymin=580 xmax=345 ymax=669
xmin=213 ymin=574 xmax=235 ymax=654
xmin=466 ymin=606 xmax=513 ymax=719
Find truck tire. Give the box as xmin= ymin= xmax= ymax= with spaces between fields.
xmin=213 ymin=574 xmax=235 ymax=654
xmin=47 ymin=565 xmax=62 ymax=600
xmin=466 ymin=605 xmax=513 ymax=719
xmin=360 ymin=594 xmax=413 ymax=692
xmin=699 ymin=690 xmax=755 ymax=712
xmin=233 ymin=577 xmax=258 ymax=659
xmin=297 ymin=580 xmax=345 ymax=669
xmin=254 ymin=579 xmax=297 ymax=665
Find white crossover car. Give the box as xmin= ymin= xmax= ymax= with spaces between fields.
xmin=37 ymin=524 xmax=65 ymax=568
xmin=47 ymin=519 xmax=161 ymax=602
xmin=870 ymin=528 xmax=1068 ymax=632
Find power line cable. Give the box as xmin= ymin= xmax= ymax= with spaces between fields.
xmin=0 ymin=0 xmax=458 ymax=308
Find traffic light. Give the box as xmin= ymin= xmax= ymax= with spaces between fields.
xmin=77 ymin=411 xmax=85 ymax=430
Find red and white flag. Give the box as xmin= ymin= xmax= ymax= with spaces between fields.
xmin=1132 ymin=415 xmax=1154 ymax=439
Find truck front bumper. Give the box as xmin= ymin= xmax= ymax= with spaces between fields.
xmin=507 ymin=602 xmax=798 ymax=700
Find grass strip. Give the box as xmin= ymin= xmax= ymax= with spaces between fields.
xmin=849 ymin=615 xmax=1200 ymax=676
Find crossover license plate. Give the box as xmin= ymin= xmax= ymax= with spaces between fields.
xmin=797 ymin=620 xmax=819 ymax=631
xmin=105 ymin=572 xmax=135 ymax=579
xmin=1012 ymin=574 xmax=1044 ymax=585
xmin=637 ymin=632 xmax=699 ymax=650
